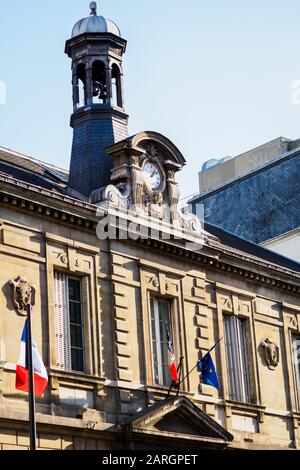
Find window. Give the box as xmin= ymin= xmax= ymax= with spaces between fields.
xmin=224 ymin=315 xmax=251 ymax=403
xmin=54 ymin=272 xmax=85 ymax=373
xmin=149 ymin=297 xmax=173 ymax=386
xmin=293 ymin=337 xmax=300 ymax=405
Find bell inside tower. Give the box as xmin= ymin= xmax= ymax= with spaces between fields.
xmin=92 ymin=61 xmax=107 ymax=104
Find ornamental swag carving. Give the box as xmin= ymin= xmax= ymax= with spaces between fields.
xmin=9 ymin=276 xmax=36 ymax=317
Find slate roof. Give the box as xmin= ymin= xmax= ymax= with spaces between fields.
xmin=0 ymin=147 xmax=86 ymax=201
xmin=190 ymin=146 xmax=300 ymax=245
xmin=205 ymin=222 xmax=300 ymax=274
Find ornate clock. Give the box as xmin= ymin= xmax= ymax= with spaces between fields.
xmin=142 ymin=160 xmax=163 ymax=192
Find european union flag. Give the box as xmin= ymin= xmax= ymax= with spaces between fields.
xmin=197 ymin=353 xmax=220 ymax=390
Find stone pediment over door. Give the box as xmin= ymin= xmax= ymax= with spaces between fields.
xmin=122 ymin=396 xmax=234 ymax=450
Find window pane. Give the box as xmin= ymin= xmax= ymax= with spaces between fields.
xmin=68 ymin=278 xmax=81 ymax=302
xmin=71 ymin=348 xmax=85 ymax=373
xmin=70 ymin=324 xmax=84 ymax=349
xmin=69 ymin=301 xmax=82 ymax=325
xmin=293 ymin=338 xmax=300 ymax=405
xmin=150 ymin=297 xmax=173 ymax=387
xmin=224 ymin=315 xmax=250 ymax=403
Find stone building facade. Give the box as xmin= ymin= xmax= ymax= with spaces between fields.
xmin=0 ymin=4 xmax=300 ymax=451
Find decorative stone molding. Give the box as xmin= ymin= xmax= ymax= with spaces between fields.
xmin=60 ymin=254 xmax=68 ymax=265
xmin=221 ymin=296 xmax=233 ymax=312
xmin=1 ymin=186 xmax=300 ymax=295
xmin=289 ymin=315 xmax=298 ymax=330
xmin=9 ymin=276 xmax=36 ymax=316
xmin=260 ymin=338 xmax=280 ymax=370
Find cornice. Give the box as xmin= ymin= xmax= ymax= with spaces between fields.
xmin=136 ymin=237 xmax=300 ymax=295
xmin=0 ymin=177 xmax=300 ymax=294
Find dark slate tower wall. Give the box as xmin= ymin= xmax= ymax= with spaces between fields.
xmin=192 ymin=153 xmax=300 ymax=244
xmin=69 ymin=108 xmax=128 ymax=197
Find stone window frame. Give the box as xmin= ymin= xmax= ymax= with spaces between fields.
xmin=45 ymin=234 xmax=101 ymax=386
xmin=53 ymin=271 xmax=91 ymax=375
xmin=140 ymin=265 xmax=184 ymax=391
xmin=283 ymin=306 xmax=300 ymax=414
xmin=216 ymin=290 xmax=259 ymax=407
xmin=148 ymin=294 xmax=178 ymax=388
xmin=52 ymin=269 xmax=92 ymax=377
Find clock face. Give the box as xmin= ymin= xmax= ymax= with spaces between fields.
xmin=143 ymin=161 xmax=162 ymax=191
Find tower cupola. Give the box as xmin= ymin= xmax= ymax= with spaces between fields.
xmin=65 ymin=2 xmax=129 ymax=197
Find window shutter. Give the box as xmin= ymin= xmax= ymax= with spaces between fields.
xmin=293 ymin=338 xmax=300 ymax=407
xmin=238 ymin=318 xmax=251 ymax=403
xmin=54 ymin=272 xmax=71 ymax=371
xmin=224 ymin=315 xmax=241 ymax=400
xmin=224 ymin=315 xmax=250 ymax=403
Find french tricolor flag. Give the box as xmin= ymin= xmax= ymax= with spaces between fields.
xmin=16 ymin=320 xmax=48 ymax=397
xmin=166 ymin=325 xmax=179 ymax=383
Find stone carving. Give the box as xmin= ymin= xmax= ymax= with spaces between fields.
xmin=90 ymin=138 xmax=202 ymax=235
xmin=60 ymin=254 xmax=68 ymax=265
xmin=168 ymin=179 xmax=181 ymax=225
xmin=130 ymin=156 xmax=140 ymax=166
xmin=144 ymin=192 xmax=164 ymax=218
xmin=178 ymin=210 xmax=202 ymax=234
xmin=289 ymin=316 xmax=298 ymax=329
xmin=167 ymin=170 xmax=175 ymax=181
xmin=131 ymin=166 xmax=144 ymax=209
xmin=144 ymin=143 xmax=159 ymax=159
xmin=9 ymin=276 xmax=36 ymax=317
xmin=261 ymin=338 xmax=280 ymax=370
xmin=151 ymin=277 xmax=160 ymax=288
xmin=90 ymin=185 xmax=129 ymax=209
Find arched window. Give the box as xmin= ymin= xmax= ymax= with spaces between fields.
xmin=77 ymin=63 xmax=86 ymax=107
xmin=112 ymin=64 xmax=123 ymax=108
xmin=92 ymin=61 xmax=107 ymax=104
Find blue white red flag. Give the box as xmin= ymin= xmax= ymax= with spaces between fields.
xmin=16 ymin=320 xmax=48 ymax=397
xmin=166 ymin=325 xmax=179 ymax=383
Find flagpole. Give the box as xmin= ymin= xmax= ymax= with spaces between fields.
xmin=178 ymin=338 xmax=223 ymax=386
xmin=26 ymin=304 xmax=37 ymax=451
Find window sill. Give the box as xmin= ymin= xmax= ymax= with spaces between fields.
xmin=224 ymin=399 xmax=266 ymax=414
xmin=49 ymin=369 xmax=106 ymax=389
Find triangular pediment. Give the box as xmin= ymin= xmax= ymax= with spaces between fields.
xmin=123 ymin=396 xmax=233 ymax=447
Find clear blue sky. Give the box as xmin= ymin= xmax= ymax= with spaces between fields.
xmin=1 ymin=0 xmax=300 ymax=199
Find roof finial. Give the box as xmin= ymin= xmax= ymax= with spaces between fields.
xmin=89 ymin=1 xmax=98 ymax=16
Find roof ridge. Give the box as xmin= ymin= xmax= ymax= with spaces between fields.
xmin=190 ymin=145 xmax=300 ymax=203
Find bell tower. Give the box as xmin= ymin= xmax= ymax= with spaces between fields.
xmin=65 ymin=2 xmax=129 ymax=198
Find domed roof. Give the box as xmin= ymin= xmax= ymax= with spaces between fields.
xmin=72 ymin=2 xmax=121 ymax=38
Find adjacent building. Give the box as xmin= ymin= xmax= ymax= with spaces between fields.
xmin=1 ymin=3 xmax=300 ymax=450
xmin=189 ymin=137 xmax=300 ymax=262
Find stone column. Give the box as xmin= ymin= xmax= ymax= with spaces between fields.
xmin=72 ymin=73 xmax=79 ymax=111
xmin=86 ymin=67 xmax=93 ymax=106
xmin=105 ymin=66 xmax=112 ymax=106
xmin=119 ymin=72 xmax=125 ymax=109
